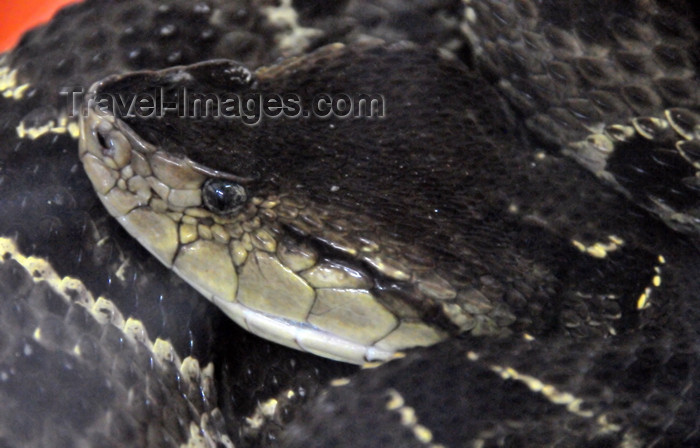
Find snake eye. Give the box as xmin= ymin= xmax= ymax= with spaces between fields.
xmin=202 ymin=179 xmax=247 ymax=214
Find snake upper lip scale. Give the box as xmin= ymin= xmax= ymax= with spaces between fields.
xmin=1 ymin=0 xmax=699 ymax=446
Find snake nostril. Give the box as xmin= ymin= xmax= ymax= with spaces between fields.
xmin=96 ymin=131 xmax=108 ymax=149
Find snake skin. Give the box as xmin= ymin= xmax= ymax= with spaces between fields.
xmin=0 ymin=1 xmax=698 ymax=447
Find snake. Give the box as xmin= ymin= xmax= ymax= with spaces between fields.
xmin=0 ymin=0 xmax=698 ymax=447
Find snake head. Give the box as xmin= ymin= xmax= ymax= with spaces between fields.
xmin=78 ymin=44 xmax=529 ymax=364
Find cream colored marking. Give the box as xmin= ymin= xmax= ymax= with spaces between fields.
xmin=180 ymin=356 xmax=203 ymax=384
xmin=676 ymin=140 xmax=700 ymax=169
xmin=585 ymin=133 xmax=614 ymax=153
xmin=361 ymin=360 xmax=384 ymax=370
xmin=1 ymin=238 xmax=95 ymax=307
xmin=259 ymin=398 xmax=278 ymax=417
xmin=263 ymin=0 xmax=323 ymax=54
xmin=384 ymin=389 xmax=444 ymax=448
xmin=386 ymin=390 xmax=404 ymax=409
xmin=122 ymin=318 xmax=148 ymax=345
xmin=118 ymin=208 xmax=179 ymax=267
xmin=399 ymin=406 xmax=417 ymax=425
xmin=5 ymin=83 xmax=29 ymax=99
xmin=17 ymin=114 xmax=80 ymax=140
xmin=236 ymin=250 xmax=315 ymax=320
xmin=0 ymin=65 xmax=30 ymax=99
xmin=182 ymin=422 xmax=206 ymax=448
xmin=17 ymin=120 xmax=54 ymax=139
xmin=67 ymin=121 xmax=80 ymax=138
xmin=245 ymin=397 xmax=279 ymax=430
xmin=360 ymin=241 xmax=380 ymax=253
xmin=637 ymin=255 xmax=665 ymax=310
xmin=596 ymin=414 xmax=623 ymax=433
xmin=605 ymin=124 xmax=636 ymax=142
xmin=638 ymin=288 xmax=652 ymax=310
xmin=173 ymin=239 xmax=238 ymax=302
xmin=32 ymin=327 xmax=42 ymax=341
xmin=308 ymin=289 xmax=398 ymax=345
xmin=0 ymin=237 xmax=213 ymax=389
xmin=571 ymin=235 xmax=624 ymax=258
xmin=92 ymin=297 xmax=125 ymax=326
xmin=665 ymin=108 xmax=699 ymax=140
xmin=330 ymin=377 xmax=351 ymax=387
xmin=632 ymin=117 xmax=669 ymax=140
xmin=0 ymin=65 xmax=18 ymax=91
xmin=2 ymin=237 xmax=228 ymax=447
xmin=489 ymin=364 xmax=593 ymax=418
xmin=465 ymin=6 xmax=476 ymax=23
xmin=153 ymin=338 xmax=177 ymax=364
xmin=361 ymin=352 xmax=406 ymax=370
xmin=180 ymin=411 xmax=235 ymax=448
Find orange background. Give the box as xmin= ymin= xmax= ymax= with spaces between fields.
xmin=0 ymin=0 xmax=82 ymax=52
